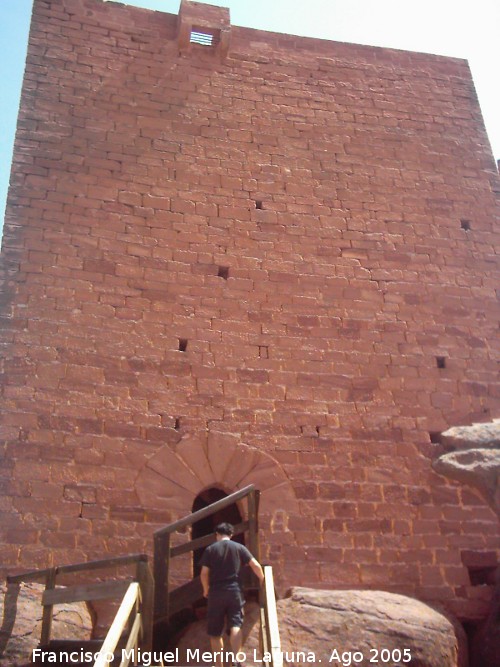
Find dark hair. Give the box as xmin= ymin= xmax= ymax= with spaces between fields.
xmin=215 ymin=522 xmax=234 ymax=537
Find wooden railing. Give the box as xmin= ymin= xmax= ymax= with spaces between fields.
xmin=7 ymin=553 xmax=154 ymax=654
xmin=259 ymin=566 xmax=283 ymax=667
xmin=153 ymin=484 xmax=260 ymax=622
xmin=7 ymin=485 xmax=264 ymax=657
xmin=94 ymin=582 xmax=142 ymax=667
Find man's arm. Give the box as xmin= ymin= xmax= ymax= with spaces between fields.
xmin=200 ymin=565 xmax=210 ymax=597
xmin=248 ymin=558 xmax=265 ymax=584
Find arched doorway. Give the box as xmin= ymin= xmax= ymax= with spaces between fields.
xmin=191 ymin=487 xmax=244 ymax=576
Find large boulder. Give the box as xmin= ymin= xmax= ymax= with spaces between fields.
xmin=431 ymin=419 xmax=499 ymax=667
xmin=433 ymin=449 xmax=499 ymax=512
xmin=0 ymin=582 xmax=93 ymax=666
xmin=432 ymin=419 xmax=500 ymax=515
xmin=176 ymin=588 xmax=466 ymax=667
xmin=438 ymin=421 xmax=500 ymax=454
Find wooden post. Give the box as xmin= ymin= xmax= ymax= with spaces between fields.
xmin=40 ymin=567 xmax=57 ymax=647
xmin=259 ymin=588 xmax=271 ymax=667
xmin=164 ymin=534 xmax=171 ymax=624
xmin=247 ymin=489 xmax=260 ymax=560
xmin=94 ymin=583 xmax=140 ymax=667
xmin=137 ymin=559 xmax=154 ymax=651
xmin=154 ymin=532 xmax=171 ymax=621
xmin=262 ymin=566 xmax=282 ymax=667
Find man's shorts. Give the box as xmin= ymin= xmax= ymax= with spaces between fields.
xmin=207 ymin=589 xmax=244 ymax=637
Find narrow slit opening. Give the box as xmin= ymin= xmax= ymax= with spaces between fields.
xmin=218 ymin=266 xmax=229 ymax=280
xmin=436 ymin=356 xmax=446 ymax=369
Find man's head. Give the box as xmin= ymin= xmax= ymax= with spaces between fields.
xmin=215 ymin=522 xmax=234 ymax=539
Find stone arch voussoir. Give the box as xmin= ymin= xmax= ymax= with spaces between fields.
xmin=134 ymin=431 xmax=298 ymax=527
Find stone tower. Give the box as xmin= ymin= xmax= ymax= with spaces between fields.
xmin=0 ymin=0 xmax=498 ymax=635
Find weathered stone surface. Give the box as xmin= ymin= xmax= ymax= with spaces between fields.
xmin=177 ymin=589 xmax=466 ymax=667
xmin=433 ymin=449 xmax=500 ymax=515
xmin=432 ymin=419 xmax=500 ymax=667
xmin=0 ymin=582 xmax=93 ymax=666
xmin=433 ymin=419 xmax=500 ymax=516
xmin=439 ymin=420 xmax=500 ymax=453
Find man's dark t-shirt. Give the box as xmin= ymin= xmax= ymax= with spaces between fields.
xmin=200 ymin=540 xmax=253 ymax=591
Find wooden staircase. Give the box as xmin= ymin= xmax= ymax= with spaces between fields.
xmin=7 ymin=485 xmax=282 ymax=666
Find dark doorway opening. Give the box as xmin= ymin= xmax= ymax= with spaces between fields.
xmin=191 ymin=487 xmax=244 ymax=577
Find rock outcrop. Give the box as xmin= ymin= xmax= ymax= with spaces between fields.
xmin=0 ymin=582 xmax=93 ymax=666
xmin=432 ymin=419 xmax=500 ymax=514
xmin=431 ymin=419 xmax=499 ymax=667
xmin=438 ymin=421 xmax=500 ymax=453
xmin=177 ymin=588 xmax=466 ymax=667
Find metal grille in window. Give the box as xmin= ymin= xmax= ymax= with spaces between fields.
xmin=190 ymin=30 xmax=214 ymax=46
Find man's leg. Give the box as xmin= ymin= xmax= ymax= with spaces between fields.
xmin=209 ymin=635 xmax=224 ymax=667
xmin=207 ymin=593 xmax=226 ymax=667
xmin=227 ymin=591 xmax=245 ymax=665
xmin=229 ymin=625 xmax=243 ymax=654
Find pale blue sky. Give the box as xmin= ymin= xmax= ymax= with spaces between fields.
xmin=1 ymin=0 xmax=499 ymax=237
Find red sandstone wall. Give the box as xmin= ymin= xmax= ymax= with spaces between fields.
xmin=0 ymin=0 xmax=499 ymax=622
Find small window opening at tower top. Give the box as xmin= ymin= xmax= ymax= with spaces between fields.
xmin=190 ymin=30 xmax=214 ymax=46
